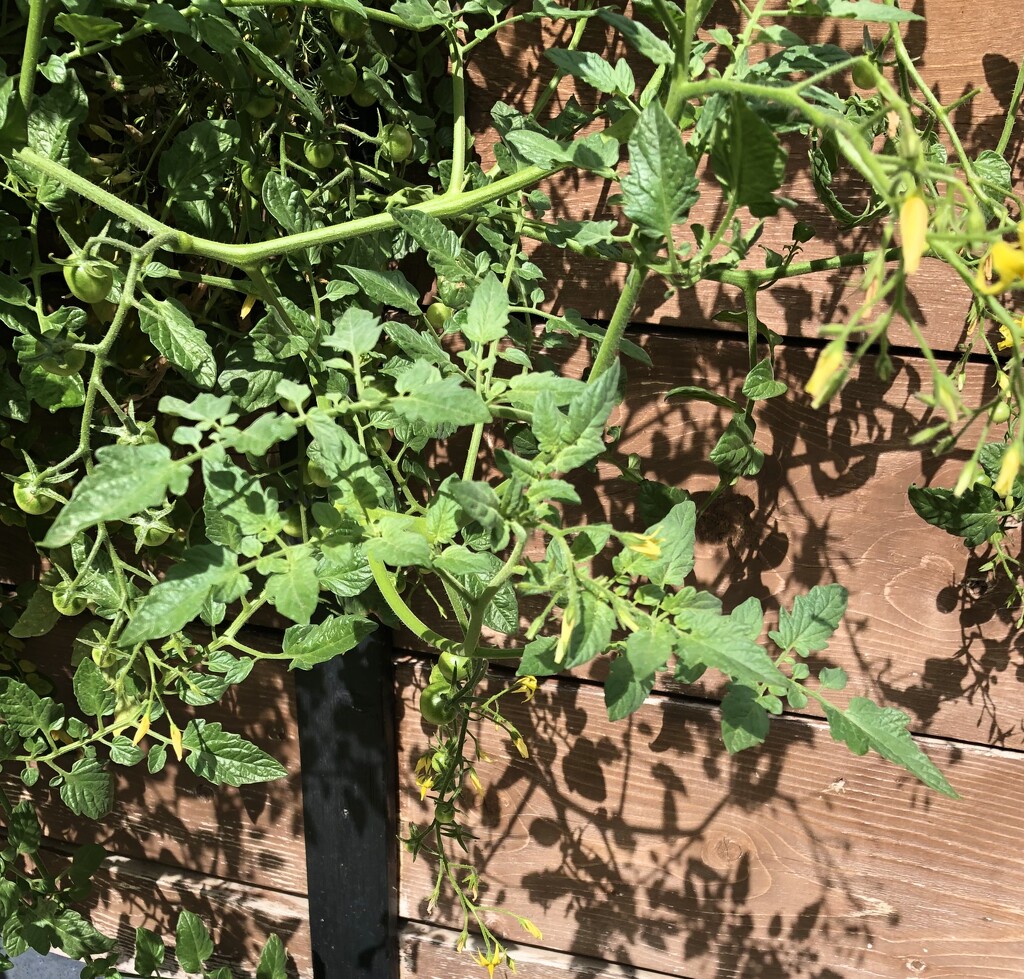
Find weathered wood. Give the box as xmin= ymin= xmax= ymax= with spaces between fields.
xmin=466 ymin=3 xmax=1023 ymax=350
xmin=399 ymin=922 xmax=674 ymax=979
xmin=419 ymin=330 xmax=1023 ymax=750
xmin=7 ymin=621 xmax=309 ymax=894
xmin=395 ymin=662 xmax=1024 ymax=979
xmin=80 ymin=852 xmax=312 ymax=978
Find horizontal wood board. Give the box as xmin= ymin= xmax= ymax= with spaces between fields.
xmin=395 ymin=661 xmax=1024 ymax=979
xmin=466 ymin=2 xmax=1024 ymax=350
xmin=7 ymin=622 xmax=308 ymax=895
xmin=421 ymin=329 xmax=1024 ymax=750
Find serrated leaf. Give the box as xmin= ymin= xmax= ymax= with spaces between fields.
xmin=283 ymin=615 xmax=376 ymax=670
xmin=546 ymin=50 xmax=631 ymax=95
xmin=139 ymin=297 xmax=216 ymax=388
xmin=664 ymin=385 xmax=742 ymax=411
xmin=463 ymin=272 xmax=509 ymax=344
xmin=824 ymin=698 xmax=956 ymax=797
xmin=182 ymin=719 xmax=287 ymax=786
xmin=262 ymin=547 xmax=320 ymax=623
xmin=60 ymin=756 xmax=113 ymax=819
xmin=907 ymin=484 xmax=1001 ymax=548
xmin=769 ymin=583 xmax=848 ymax=656
xmin=73 ymin=658 xmax=115 ymax=717
xmin=721 ymin=683 xmax=770 ymax=752
xmin=42 ymin=443 xmax=190 ymax=547
xmin=615 ymin=501 xmax=696 ymax=586
xmin=621 ymin=100 xmax=699 ymax=239
xmin=392 ymin=376 xmax=490 ymax=426
xmin=677 ymin=610 xmax=792 ymax=690
xmin=819 ymin=666 xmax=848 ymax=690
xmin=134 ymin=927 xmax=166 ymax=977
xmin=175 ymin=911 xmax=213 ymax=973
xmin=710 ymin=96 xmax=787 ymax=217
xmin=710 ymin=416 xmax=765 ymax=480
xmin=257 ymin=934 xmax=287 ymax=979
xmin=120 ymin=545 xmax=248 ymax=646
xmin=343 ymin=266 xmax=420 ymax=315
xmin=605 ymin=623 xmax=673 ymax=720
xmin=325 ymin=307 xmax=382 ymax=357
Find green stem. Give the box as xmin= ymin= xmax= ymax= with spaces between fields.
xmin=368 ymin=556 xmax=462 ymax=655
xmin=220 ymin=0 xmax=423 ymax=30
xmin=446 ymin=39 xmax=468 ymax=196
xmin=14 ymin=146 xmax=560 ymax=267
xmin=18 ymin=0 xmax=49 ymax=107
xmin=996 ymin=57 xmax=1024 ymax=157
xmin=590 ymin=262 xmax=647 ymax=379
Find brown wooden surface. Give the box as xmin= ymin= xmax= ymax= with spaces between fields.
xmin=10 ymin=622 xmax=309 ymax=894
xmin=421 ymin=328 xmax=1024 ymax=751
xmin=396 ymin=661 xmax=1024 ymax=979
xmin=467 ymin=2 xmax=1024 ymax=351
xmin=82 ymin=852 xmax=311 ymax=978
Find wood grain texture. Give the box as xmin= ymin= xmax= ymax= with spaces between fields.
xmin=418 ymin=329 xmax=1024 ymax=750
xmin=395 ymin=662 xmax=1024 ymax=979
xmin=6 ymin=621 xmax=309 ymax=894
xmin=609 ymin=330 xmax=1024 ymax=749
xmin=466 ymin=2 xmax=1024 ymax=350
xmin=80 ymin=852 xmax=311 ymax=978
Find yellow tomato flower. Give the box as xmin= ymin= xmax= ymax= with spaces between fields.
xmin=132 ymin=713 xmax=151 ymax=745
xmin=899 ymin=193 xmax=928 ymax=275
xmin=169 ymin=720 xmax=184 ymax=761
xmin=977 ymin=240 xmax=1024 ymax=294
xmin=623 ymin=532 xmax=661 ymax=559
xmin=805 ymin=341 xmax=846 ymax=407
xmin=514 ymin=675 xmax=538 ymax=702
xmin=475 ymin=947 xmax=503 ymax=978
xmin=993 ymin=442 xmax=1021 ymax=498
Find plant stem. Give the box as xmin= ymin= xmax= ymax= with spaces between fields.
xmin=18 ymin=0 xmax=49 ymax=107
xmin=367 ymin=556 xmax=463 ymax=656
xmin=996 ymin=57 xmax=1024 ymax=157
xmin=14 ymin=147 xmax=561 ymax=267
xmin=590 ymin=262 xmax=647 ymax=379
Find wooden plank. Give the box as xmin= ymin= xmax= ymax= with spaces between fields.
xmin=395 ymin=662 xmax=1024 ymax=979
xmin=609 ymin=331 xmax=1024 ymax=749
xmin=7 ymin=621 xmax=309 ymax=895
xmin=399 ymin=922 xmax=676 ymax=979
xmin=465 ymin=3 xmax=1024 ymax=349
xmin=416 ymin=331 xmax=1023 ymax=750
xmin=79 ymin=852 xmax=311 ymax=978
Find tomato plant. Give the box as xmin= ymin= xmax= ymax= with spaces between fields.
xmin=1 ymin=0 xmax=1022 ymax=976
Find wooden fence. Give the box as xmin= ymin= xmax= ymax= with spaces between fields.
xmin=6 ymin=4 xmax=1024 ymax=978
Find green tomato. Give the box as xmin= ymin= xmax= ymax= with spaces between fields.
xmin=419 ymin=682 xmax=458 ymax=727
xmin=256 ymin=24 xmax=291 ymax=57
xmin=305 ymin=139 xmax=335 ymax=169
xmin=351 ymin=81 xmax=377 ymax=107
xmin=41 ymin=347 xmax=87 ymax=377
xmin=380 ymin=123 xmax=413 ymax=163
xmin=304 ymin=461 xmax=332 ymax=488
xmin=64 ymin=261 xmax=113 ymax=304
xmin=241 ymin=163 xmax=266 ymax=196
xmin=281 ymin=505 xmax=303 ymax=537
xmin=434 ymin=801 xmax=456 ymax=825
xmin=330 ymin=10 xmax=367 ymax=40
xmin=438 ymin=652 xmax=471 ymax=683
xmin=321 ymin=62 xmax=358 ymax=97
xmin=424 ymin=302 xmax=454 ymax=330
xmin=245 ymin=88 xmax=278 ymax=119
xmin=91 ymin=642 xmax=117 ymax=669
xmin=13 ymin=477 xmax=54 ymax=515
xmin=851 ymin=59 xmax=875 ymax=90
xmin=990 ymin=401 xmax=1012 ymax=424
xmin=52 ymin=582 xmax=87 ymax=617
xmin=143 ymin=526 xmax=171 ymax=547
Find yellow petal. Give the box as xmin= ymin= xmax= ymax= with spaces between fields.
xmin=899 ymin=194 xmax=928 ymax=275
xmin=991 ymin=240 xmax=1024 ymax=286
xmin=993 ymin=442 xmax=1021 ymax=498
xmin=169 ymin=720 xmax=184 ymax=761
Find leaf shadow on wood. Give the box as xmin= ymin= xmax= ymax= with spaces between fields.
xmin=400 ymin=666 xmax=890 ymax=979
xmin=4 ymin=620 xmax=309 ymax=976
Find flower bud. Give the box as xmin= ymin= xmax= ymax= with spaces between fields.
xmin=899 ymin=194 xmax=928 ymax=275
xmin=993 ymin=442 xmax=1021 ymax=498
xmin=805 ymin=342 xmax=847 ymax=407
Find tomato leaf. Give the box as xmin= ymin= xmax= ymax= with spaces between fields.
xmin=182 ymin=720 xmax=287 ymax=786
xmin=175 ymin=911 xmax=213 ymax=973
xmin=283 ymin=614 xmax=377 ymax=670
